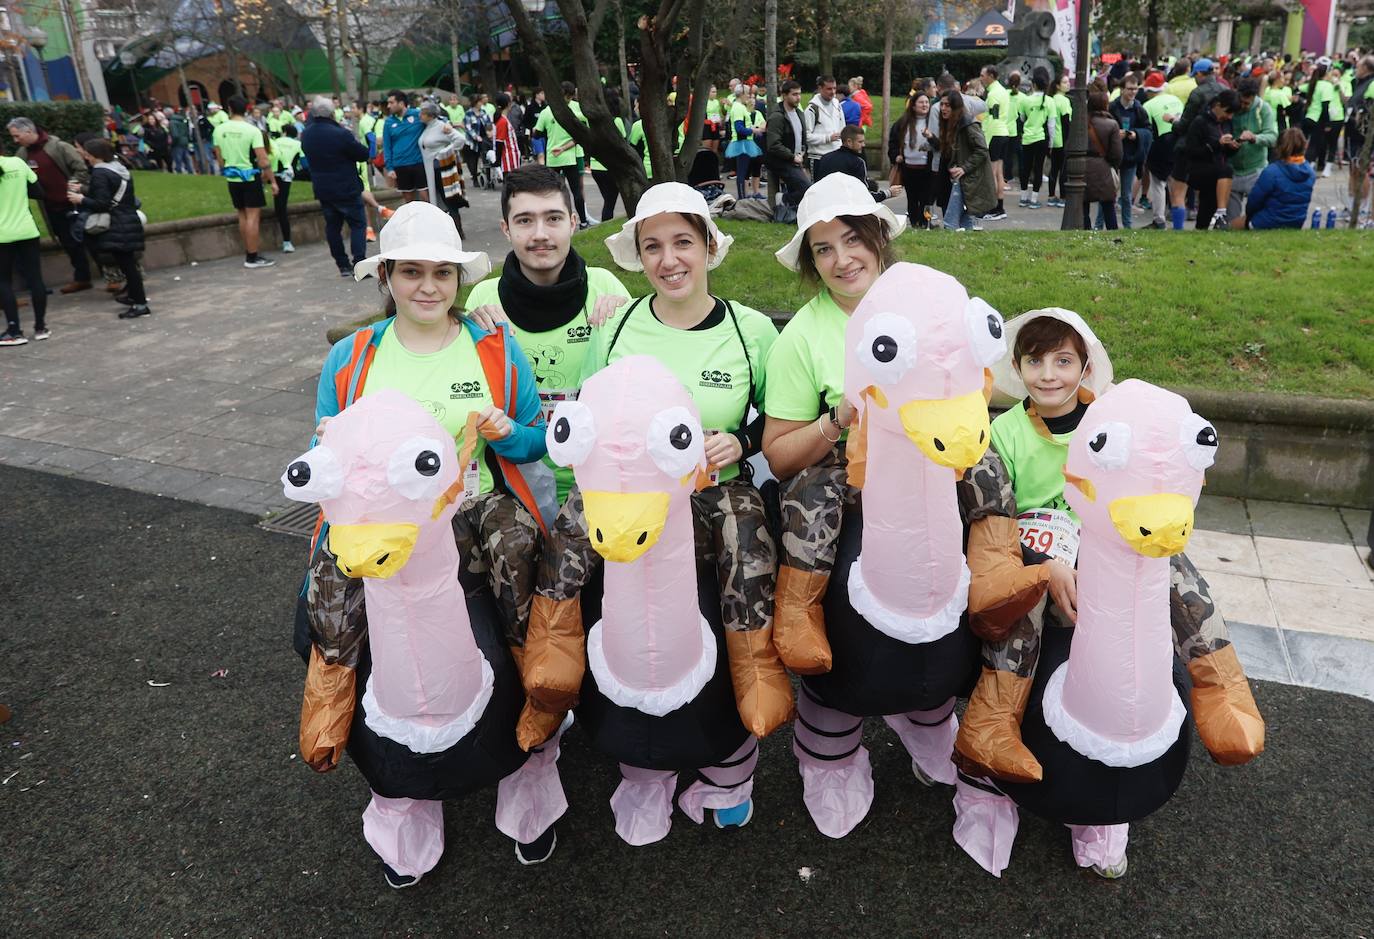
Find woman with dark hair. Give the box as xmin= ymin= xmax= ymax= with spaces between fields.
xmin=888 ymin=91 xmax=940 ymax=228
xmin=68 ymin=136 xmax=149 ymax=318
xmin=1301 ymin=63 xmax=1335 ymax=174
xmin=1083 ymin=90 xmax=1123 ymax=229
xmin=1015 ymin=67 xmax=1055 ymax=210
xmin=937 ymin=90 xmax=995 ymax=230
xmin=1046 ymin=73 xmax=1072 ymax=208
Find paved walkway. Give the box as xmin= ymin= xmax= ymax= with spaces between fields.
xmin=2 ymin=172 xmax=1369 ymax=700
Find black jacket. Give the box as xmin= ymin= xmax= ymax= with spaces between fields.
xmin=814 ymin=147 xmax=869 ymax=186
xmin=300 ymin=116 xmax=370 ymax=202
xmin=764 ymin=104 xmax=805 ymax=171
xmin=80 ymin=163 xmax=144 ymax=255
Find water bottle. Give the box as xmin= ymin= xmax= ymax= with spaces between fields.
xmin=1312 ymin=208 xmax=1322 ymax=229
xmin=1326 ymin=207 xmax=1337 ymax=229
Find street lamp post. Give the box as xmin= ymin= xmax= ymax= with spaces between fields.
xmin=1059 ymin=0 xmax=1093 ymax=230
xmin=26 ymin=26 xmax=49 ymax=100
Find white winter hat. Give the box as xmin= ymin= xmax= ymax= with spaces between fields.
xmin=353 ymin=201 xmax=491 ymax=284
xmin=603 ymin=182 xmax=734 ymax=271
xmin=989 ymin=307 xmax=1114 ymax=400
xmin=774 ymin=173 xmax=907 ymax=272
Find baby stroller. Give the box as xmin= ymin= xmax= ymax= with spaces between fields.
xmin=473 ymin=143 xmax=503 ymax=191
xmin=687 ymin=148 xmax=724 ymax=202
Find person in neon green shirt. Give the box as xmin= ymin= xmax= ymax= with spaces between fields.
xmin=586 ymin=88 xmax=627 ymax=222
xmin=586 ymin=184 xmax=787 ymax=746
xmin=464 ymin=164 xmax=630 ymax=508
xmin=270 ymin=124 xmax=303 ymax=253
xmin=1301 ymin=63 xmax=1339 ymax=175
xmin=1046 ymin=73 xmax=1073 ymax=208
xmin=444 ymin=93 xmax=466 ymax=126
xmin=211 ymin=94 xmax=279 ymax=268
xmin=0 ymin=154 xmax=46 ymax=344
xmin=980 ymin=65 xmax=1011 ymax=218
xmin=1014 ymin=68 xmax=1054 ymax=208
xmin=954 ymin=309 xmax=1264 ymax=834
xmin=532 ymin=81 xmax=589 ymax=226
xmin=704 ymin=84 xmax=724 ymax=155
xmin=266 ymin=103 xmax=288 ymax=138
xmin=1263 ymin=70 xmax=1293 ymax=135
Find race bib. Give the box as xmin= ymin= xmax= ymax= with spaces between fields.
xmin=461 ymin=458 xmax=481 ymax=506
xmin=538 ymin=389 xmax=578 ymax=427
xmin=704 ymin=430 xmax=722 ymax=486
xmin=1017 ymin=508 xmax=1080 ymax=567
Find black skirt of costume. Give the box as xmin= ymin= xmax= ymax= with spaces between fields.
xmin=802 ymin=502 xmax=980 ymax=717
xmin=998 ymin=624 xmax=1193 ymax=826
xmin=574 ymin=559 xmax=751 ymax=773
xmin=346 ymin=570 xmax=530 ymax=801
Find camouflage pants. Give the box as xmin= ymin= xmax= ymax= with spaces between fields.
xmin=777 ymin=446 xmax=856 ymax=577
xmin=450 ymin=491 xmax=540 ymax=646
xmin=981 ymin=551 xmax=1233 ymax=678
xmin=536 ymin=481 xmax=776 ymax=633
xmin=302 ymin=492 xmax=538 ymax=656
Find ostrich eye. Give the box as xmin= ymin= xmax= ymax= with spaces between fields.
xmin=414 ymin=451 xmax=440 ymax=476
xmin=1084 ymin=422 xmax=1131 ymax=471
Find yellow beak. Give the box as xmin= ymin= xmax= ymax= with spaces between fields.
xmin=1108 ymin=493 xmax=1195 ymax=557
xmin=897 ymin=389 xmax=991 ymax=470
xmin=329 ymin=522 xmax=420 ymax=579
xmin=583 ymin=490 xmax=671 ymax=563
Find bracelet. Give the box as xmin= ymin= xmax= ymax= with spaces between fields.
xmin=817 ymin=415 xmax=841 ymax=443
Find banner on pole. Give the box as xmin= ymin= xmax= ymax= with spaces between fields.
xmin=1050 ymin=0 xmax=1077 ymax=78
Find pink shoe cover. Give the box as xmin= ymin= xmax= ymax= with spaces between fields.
xmin=951 ymin=776 xmax=1019 ymax=877
xmin=610 ymin=765 xmax=678 ymax=845
xmin=495 ymin=715 xmax=571 ymax=844
xmin=678 ymin=736 xmax=759 ymax=824
xmin=883 ymin=698 xmax=958 ymax=786
xmin=1067 ymin=822 xmax=1129 ymax=870
xmin=795 ymin=740 xmax=875 ymax=838
xmin=361 ymin=792 xmax=445 ymax=878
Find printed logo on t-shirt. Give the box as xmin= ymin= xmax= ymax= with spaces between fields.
xmin=699 ymin=369 xmax=735 ymax=390
xmin=450 ymin=379 xmax=483 ymax=400
xmin=565 ymin=324 xmax=592 ymax=343
xmin=529 ymin=344 xmax=569 ymax=386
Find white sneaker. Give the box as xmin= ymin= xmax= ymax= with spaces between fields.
xmin=282 ymin=240 xmax=295 ymax=253
xmin=243 ymin=256 xmax=276 ymax=269
xmin=1091 ymin=855 xmax=1129 ymax=879
xmin=1321 ymin=164 xmax=1332 ymax=178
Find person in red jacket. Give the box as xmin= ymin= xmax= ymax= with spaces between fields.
xmin=849 ymin=77 xmax=874 ymax=128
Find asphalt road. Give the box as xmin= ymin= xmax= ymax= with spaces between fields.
xmin=2 ymin=464 xmax=1371 ymax=937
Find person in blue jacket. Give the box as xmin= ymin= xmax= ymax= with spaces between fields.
xmin=382 ymin=89 xmax=427 ymax=204
xmin=300 ymin=96 xmax=372 ymax=276
xmin=1235 ymin=127 xmax=1315 ymax=229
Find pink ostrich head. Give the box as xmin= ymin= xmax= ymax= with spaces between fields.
xmin=844 ymin=262 xmax=1006 ymax=471
xmin=281 ymin=389 xmax=467 ymax=578
xmin=1064 ymin=379 xmax=1217 ymax=558
xmin=546 ymin=355 xmax=707 ymax=564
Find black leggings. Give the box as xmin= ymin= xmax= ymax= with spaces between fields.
xmin=558 ymin=163 xmax=587 ymax=222
xmin=1047 ymin=146 xmax=1066 ymax=196
xmin=274 ymin=179 xmax=292 ymax=242
xmin=591 ymin=168 xmax=618 ymax=222
xmin=107 ymin=250 xmax=146 ymax=304
xmin=1304 ymin=116 xmax=1330 ymax=169
xmin=0 ymin=236 xmax=46 ymax=332
xmin=899 ymin=162 xmax=936 ymax=225
xmin=1019 ymin=139 xmax=1048 ymax=191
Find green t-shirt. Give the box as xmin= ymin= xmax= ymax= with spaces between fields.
xmin=581 ymin=296 xmax=778 ymax=482
xmin=444 ymin=104 xmax=466 ymax=125
xmin=989 ymin=401 xmax=1075 ymax=519
xmin=764 ymin=290 xmax=847 ymax=436
xmin=728 ymin=100 xmax=753 ymax=141
xmin=212 ymin=118 xmax=264 ymax=171
xmin=1018 ymin=92 xmax=1053 ymax=145
xmin=985 ymin=81 xmax=1011 ymax=138
xmin=464 ymin=266 xmax=629 ymax=503
xmin=627 ymin=120 xmax=652 ymax=177
xmin=208 ymin=110 xmax=229 ymax=127
xmin=358 ymin=112 xmax=378 ymax=142
xmin=266 ymin=113 xmax=288 ymax=136
xmin=362 ymin=326 xmax=495 ymax=498
xmin=588 ymin=117 xmax=626 ymax=172
xmin=272 ymin=136 xmax=302 ymax=172
xmin=1143 ymin=92 xmax=1183 ymax=136
xmin=1262 ymin=87 xmax=1292 ymax=113
xmin=1050 ymin=93 xmax=1071 ymax=148
xmin=706 ymin=98 xmax=724 ymax=121
xmin=1305 ymin=80 xmax=1336 ymax=122
xmin=1329 ymin=80 xmax=1346 ymax=122
xmin=0 ymin=156 xmax=38 ymax=243
xmin=535 ymin=102 xmax=587 ymax=168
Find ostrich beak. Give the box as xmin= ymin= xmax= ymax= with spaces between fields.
xmin=1109 ymin=493 xmax=1195 ymax=557
xmin=897 ymin=389 xmax=991 ymax=470
xmin=329 ymin=523 xmax=420 ymax=579
xmin=583 ymin=490 xmax=671 ymax=563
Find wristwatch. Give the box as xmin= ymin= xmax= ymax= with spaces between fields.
xmin=827 ymin=405 xmax=843 ymax=430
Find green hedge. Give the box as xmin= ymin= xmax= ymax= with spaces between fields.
xmin=791 ymin=50 xmax=1062 ymax=91
xmin=0 ymin=101 xmax=105 ymax=153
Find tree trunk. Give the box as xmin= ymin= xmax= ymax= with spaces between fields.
xmin=881 ymin=0 xmax=894 ymax=174
xmin=338 ymin=0 xmax=357 ymax=101
xmin=1145 ymin=0 xmax=1160 ymax=63
xmin=474 ymin=1 xmax=499 ymax=95
xmin=817 ymin=0 xmax=833 ymax=78
xmin=450 ymin=25 xmax=461 ymax=96
xmin=764 ymin=0 xmax=777 ymax=113
xmin=617 ymin=0 xmax=632 ymax=124
xmin=508 ymin=0 xmax=648 ymax=210
xmin=321 ymin=10 xmax=341 ymax=99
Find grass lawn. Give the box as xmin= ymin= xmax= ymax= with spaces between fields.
xmin=30 ymin=170 xmax=320 ymax=237
xmin=565 ymin=221 xmax=1374 ymax=399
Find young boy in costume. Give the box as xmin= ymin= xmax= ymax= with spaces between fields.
xmin=954 ymin=310 xmax=1265 ymax=830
